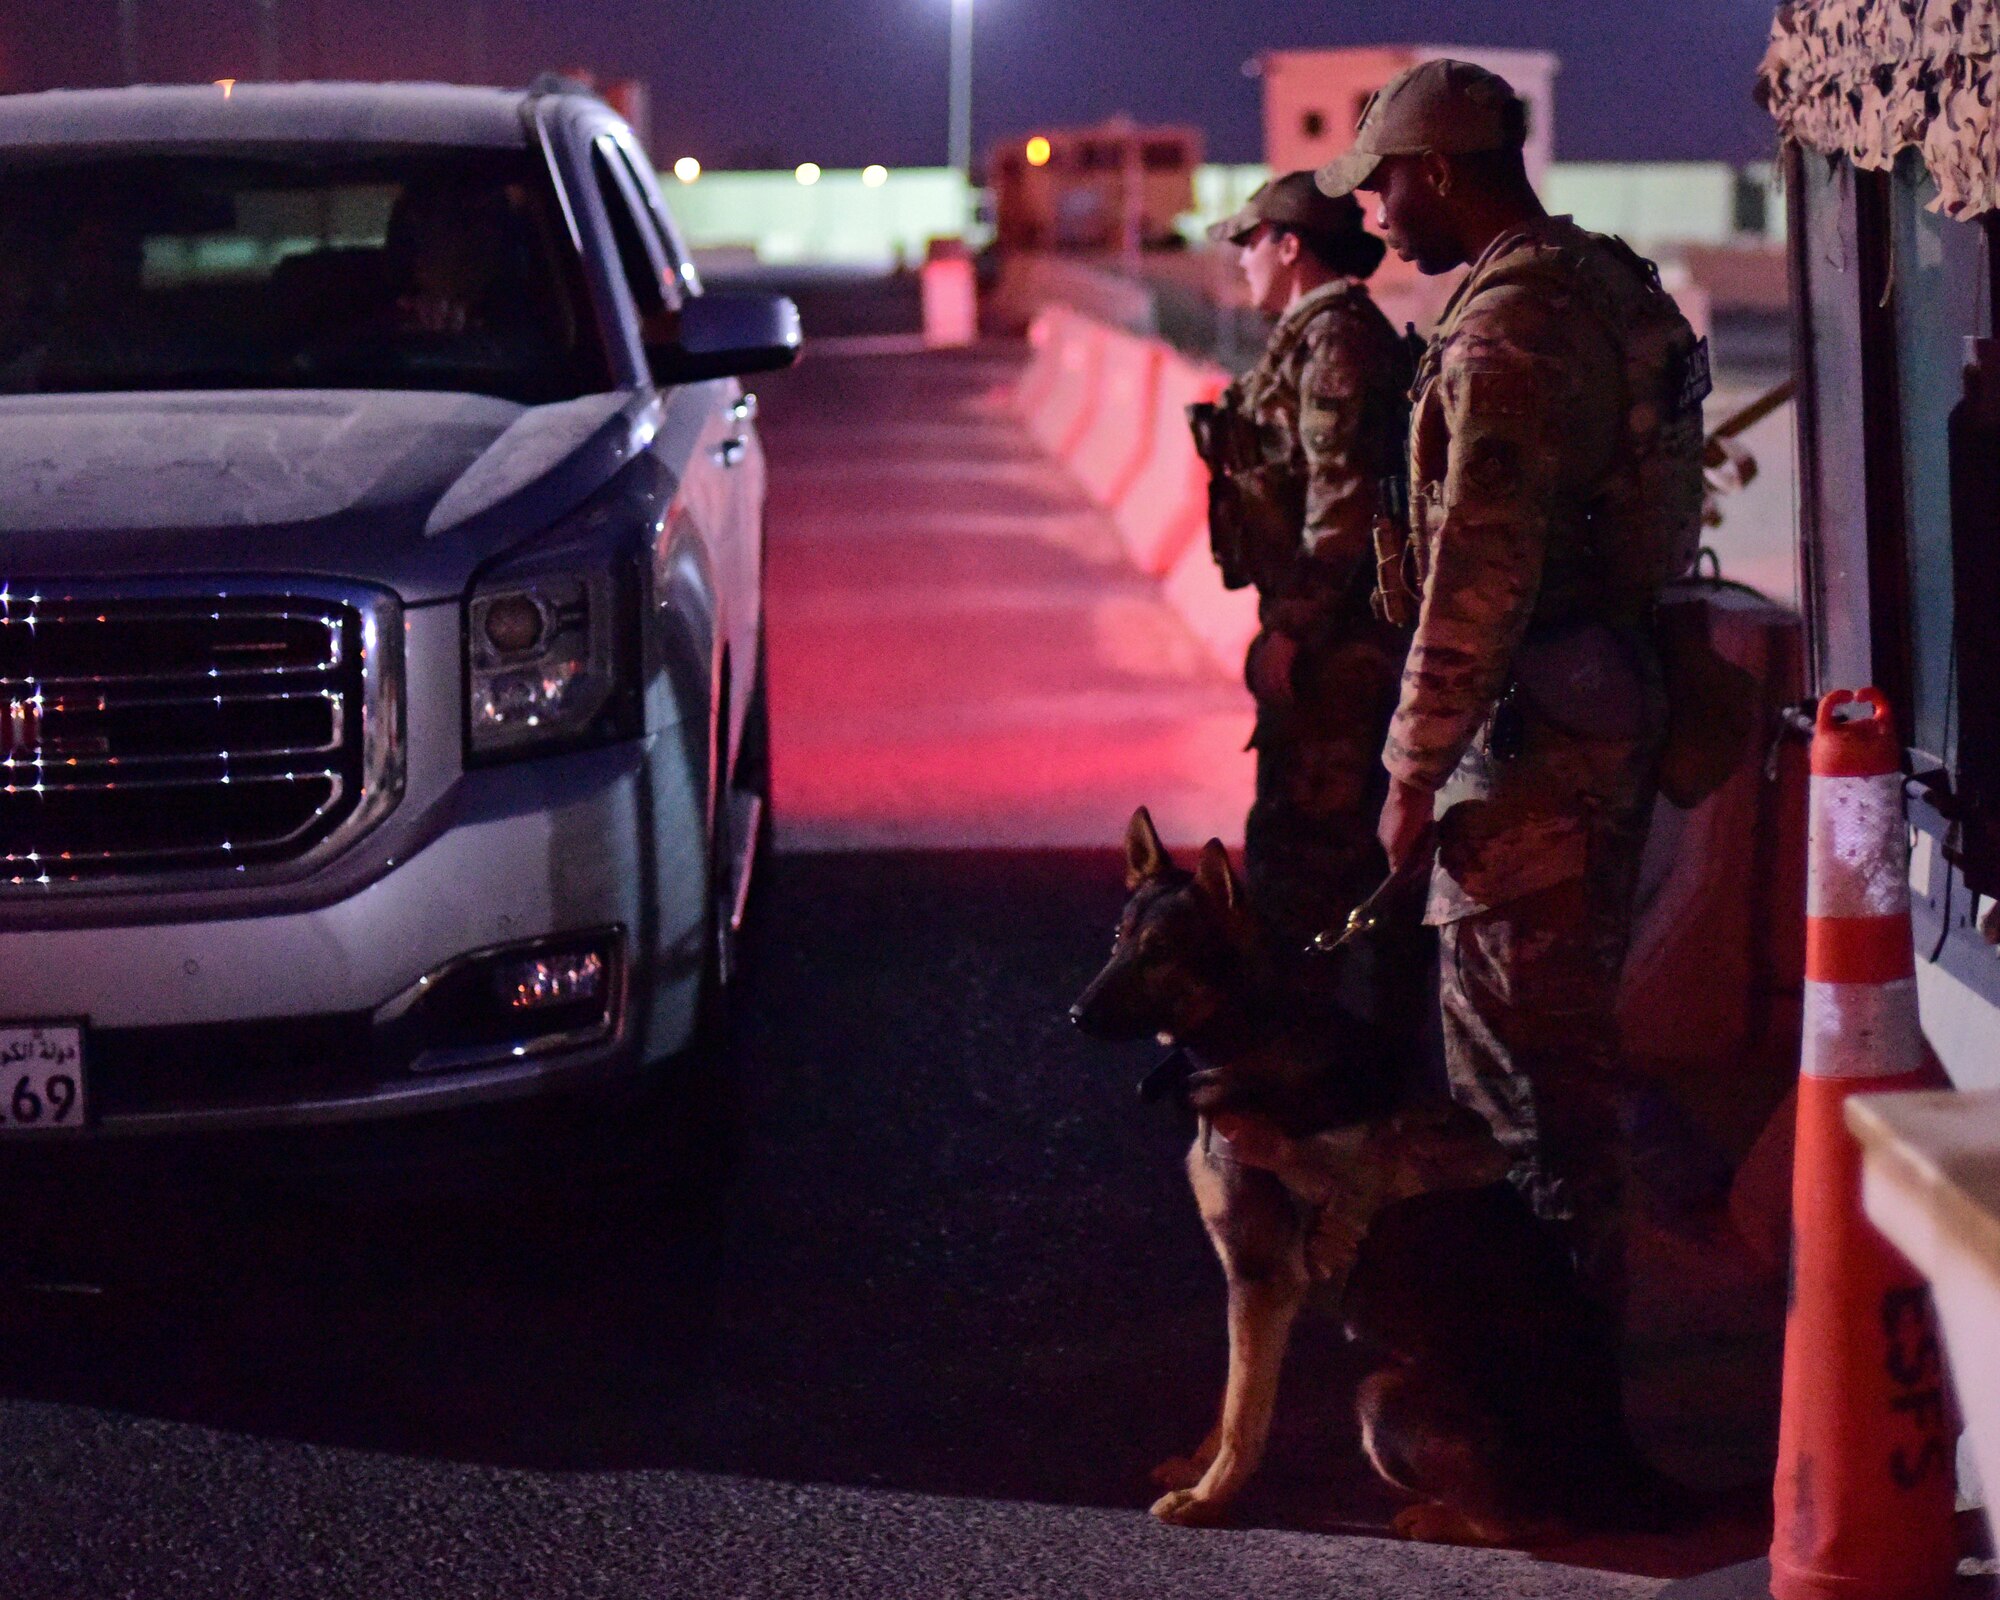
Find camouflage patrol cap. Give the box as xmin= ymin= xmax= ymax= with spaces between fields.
xmin=1206 ymin=170 xmax=1369 ymax=246
xmin=1315 ymin=59 xmax=1527 ymax=198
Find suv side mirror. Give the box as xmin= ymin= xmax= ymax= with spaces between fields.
xmin=647 ymin=292 xmax=802 ymax=386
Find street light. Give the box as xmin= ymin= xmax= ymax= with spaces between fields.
xmin=466 ymin=0 xmax=488 ymax=82
xmin=947 ymin=0 xmax=973 ymax=181
xmin=254 ymin=0 xmax=279 ymax=79
xmin=117 ymin=0 xmax=139 ymax=83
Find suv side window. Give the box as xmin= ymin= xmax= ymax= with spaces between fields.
xmin=589 ymin=136 xmax=679 ymax=332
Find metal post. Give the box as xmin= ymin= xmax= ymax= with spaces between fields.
xmin=255 ymin=0 xmax=280 ymax=79
xmin=947 ymin=0 xmax=974 ymax=183
xmin=117 ymin=0 xmax=139 ymax=84
xmin=466 ymin=0 xmax=488 ymax=82
xmin=1122 ymin=131 xmax=1142 ymax=264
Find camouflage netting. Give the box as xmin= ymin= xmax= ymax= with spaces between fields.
xmin=1758 ymin=0 xmax=2000 ymax=217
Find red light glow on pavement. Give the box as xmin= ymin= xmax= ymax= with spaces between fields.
xmin=761 ymin=345 xmax=1252 ymax=853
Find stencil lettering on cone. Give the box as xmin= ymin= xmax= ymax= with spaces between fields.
xmin=1883 ymin=1287 xmax=1954 ymax=1491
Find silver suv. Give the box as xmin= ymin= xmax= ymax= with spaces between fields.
xmin=0 ymin=82 xmax=797 ymax=1136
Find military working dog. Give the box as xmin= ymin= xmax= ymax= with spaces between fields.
xmin=1070 ymin=807 xmax=1684 ymax=1544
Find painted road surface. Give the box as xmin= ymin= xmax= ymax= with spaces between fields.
xmin=761 ymin=335 xmax=1253 ymax=853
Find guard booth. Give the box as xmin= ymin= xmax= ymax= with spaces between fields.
xmin=990 ymin=119 xmax=1202 ymax=254
xmin=1256 ymin=45 xmax=1557 ymax=191
xmin=1759 ymin=6 xmax=2000 ymax=1092
xmin=1757 ymin=0 xmax=2000 ymax=1534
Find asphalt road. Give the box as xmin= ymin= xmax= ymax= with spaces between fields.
xmin=0 ymin=851 xmax=1664 ymax=1600
xmin=0 ymin=277 xmax=1732 ymax=1599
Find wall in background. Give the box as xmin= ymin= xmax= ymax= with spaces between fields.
xmin=669 ymin=160 xmax=1788 ymax=267
xmin=670 ymin=168 xmax=974 ymax=268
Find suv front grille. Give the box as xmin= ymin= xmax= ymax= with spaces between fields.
xmin=0 ymin=586 xmax=398 ymax=888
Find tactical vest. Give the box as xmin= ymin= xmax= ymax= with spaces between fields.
xmin=1413 ymin=221 xmax=1708 ymax=624
xmin=1197 ymin=281 xmax=1411 ymax=598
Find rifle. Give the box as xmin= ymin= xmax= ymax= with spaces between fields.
xmin=1187 ymin=398 xmax=1301 ymax=593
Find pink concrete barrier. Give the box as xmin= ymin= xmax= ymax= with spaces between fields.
xmin=1025 ymin=312 xmax=1107 ymax=461
xmin=1012 ymin=309 xmax=1252 ymax=678
xmin=1012 ymin=309 xmax=1067 ymax=421
xmin=1067 ymin=328 xmax=1164 ymax=505
xmin=921 ymin=257 xmax=978 ymax=348
xmin=1161 ymin=516 xmax=1261 ymax=679
xmin=1112 ymin=350 xmax=1229 ymax=578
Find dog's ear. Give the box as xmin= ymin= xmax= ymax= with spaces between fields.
xmin=1124 ymin=806 xmax=1171 ymax=889
xmin=1192 ymin=838 xmax=1239 ymax=913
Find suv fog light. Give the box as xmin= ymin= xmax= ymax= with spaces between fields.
xmin=498 ymin=948 xmax=605 ymax=1011
xmin=374 ymin=929 xmax=624 ymax=1076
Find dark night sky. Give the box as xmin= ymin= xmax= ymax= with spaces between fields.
xmin=1 ymin=1 xmax=1780 ymax=169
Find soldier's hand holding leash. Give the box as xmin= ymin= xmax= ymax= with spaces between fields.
xmin=1307 ymin=817 xmax=1434 ymax=957
xmin=1378 ymin=777 xmax=1434 ymax=874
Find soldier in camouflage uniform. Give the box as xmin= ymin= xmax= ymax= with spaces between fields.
xmin=1198 ymin=174 xmax=1416 ymax=970
xmin=1319 ymin=61 xmax=1708 ymax=1310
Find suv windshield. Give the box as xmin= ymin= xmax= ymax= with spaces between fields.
xmin=0 ymin=147 xmax=604 ymax=405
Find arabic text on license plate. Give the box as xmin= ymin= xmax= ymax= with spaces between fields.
xmin=0 ymin=1026 xmax=85 ymax=1131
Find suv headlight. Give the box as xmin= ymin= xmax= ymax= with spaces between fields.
xmin=466 ymin=516 xmax=639 ymax=761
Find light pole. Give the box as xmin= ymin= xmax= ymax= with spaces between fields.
xmin=254 ymin=0 xmax=280 ymax=78
xmin=117 ymin=0 xmax=139 ymax=83
xmin=466 ymin=0 xmax=489 ymax=83
xmin=947 ymin=0 xmax=973 ymax=182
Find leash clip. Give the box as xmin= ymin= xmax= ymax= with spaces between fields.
xmin=1305 ymin=846 xmax=1433 ymax=958
xmin=1309 ymin=901 xmax=1381 ymax=956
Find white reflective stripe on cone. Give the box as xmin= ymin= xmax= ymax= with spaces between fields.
xmin=1802 ymin=977 xmax=1923 ymax=1080
xmin=1807 ymin=773 xmax=1911 ymax=920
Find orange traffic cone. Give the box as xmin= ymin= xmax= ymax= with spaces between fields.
xmin=1769 ymin=688 xmax=1957 ymax=1600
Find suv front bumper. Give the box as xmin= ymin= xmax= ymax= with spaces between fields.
xmin=0 ymin=741 xmax=684 ymax=1136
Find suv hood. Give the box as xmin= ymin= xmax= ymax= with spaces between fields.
xmin=0 ymin=388 xmax=656 ymax=603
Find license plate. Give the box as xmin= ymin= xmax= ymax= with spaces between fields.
xmin=0 ymin=1025 xmax=86 ymax=1132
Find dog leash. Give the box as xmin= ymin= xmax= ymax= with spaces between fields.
xmin=1306 ymin=846 xmax=1433 ymax=957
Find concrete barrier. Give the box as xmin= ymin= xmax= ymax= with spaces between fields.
xmin=1161 ymin=518 xmax=1260 ymax=680
xmin=1112 ymin=350 xmax=1229 ymax=577
xmin=1025 ymin=311 xmax=1107 ymax=461
xmin=1067 ymin=328 xmax=1164 ymax=506
xmin=921 ymin=257 xmax=978 ymax=347
xmin=1012 ymin=308 xmax=1068 ymax=421
xmin=1012 ymin=307 xmax=1251 ymax=676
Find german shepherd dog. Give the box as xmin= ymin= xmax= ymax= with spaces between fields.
xmin=1069 ymin=808 xmax=1682 ymax=1544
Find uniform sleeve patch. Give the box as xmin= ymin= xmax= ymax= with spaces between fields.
xmin=1453 ymin=363 xmax=1538 ymax=419
xmin=1458 ymin=434 xmax=1523 ymax=499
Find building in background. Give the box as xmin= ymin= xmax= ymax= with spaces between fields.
xmin=987 ymin=119 xmax=1201 ymax=254
xmin=1258 ymin=46 xmax=1558 ymax=191
xmin=667 ymin=166 xmax=972 ymax=271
